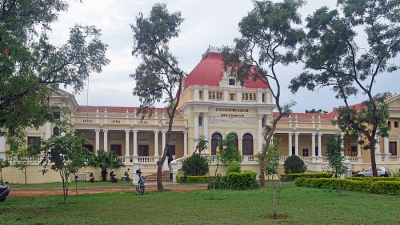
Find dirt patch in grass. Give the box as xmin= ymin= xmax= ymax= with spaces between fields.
xmin=9 ymin=185 xmax=207 ymax=197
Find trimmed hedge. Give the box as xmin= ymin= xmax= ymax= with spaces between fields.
xmin=227 ymin=171 xmax=258 ymax=190
xmin=280 ymin=172 xmax=331 ymax=181
xmin=294 ymin=177 xmax=400 ymax=194
xmin=176 ymin=174 xmax=209 ymax=183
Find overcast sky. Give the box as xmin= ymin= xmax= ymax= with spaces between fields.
xmin=51 ymin=0 xmax=399 ymax=113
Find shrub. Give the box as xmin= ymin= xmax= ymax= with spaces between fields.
xmin=176 ymin=174 xmax=209 ymax=183
xmin=227 ymin=171 xmax=258 ymax=190
xmin=392 ymin=168 xmax=400 ymax=177
xmin=181 ymin=154 xmax=208 ymax=176
xmin=227 ymin=161 xmax=241 ymax=174
xmin=280 ymin=172 xmax=330 ymax=181
xmin=283 ymin=155 xmax=307 ymax=174
xmin=295 ymin=177 xmax=400 ymax=194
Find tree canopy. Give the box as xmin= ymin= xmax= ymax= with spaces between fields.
xmin=38 ymin=125 xmax=93 ymax=204
xmin=130 ymin=3 xmax=185 ymax=190
xmin=0 ymin=0 xmax=110 ymax=143
xmin=289 ymin=0 xmax=400 ymax=176
xmin=222 ymin=0 xmax=304 ymax=186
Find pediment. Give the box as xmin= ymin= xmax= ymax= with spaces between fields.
xmin=387 ymin=94 xmax=400 ymax=109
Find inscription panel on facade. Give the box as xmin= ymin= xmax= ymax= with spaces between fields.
xmin=209 ymin=117 xmax=256 ymax=125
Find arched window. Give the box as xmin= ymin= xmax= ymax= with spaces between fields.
xmin=229 ymin=133 xmax=238 ymax=149
xmin=242 ymin=133 xmax=253 ymax=155
xmin=53 ymin=127 xmax=59 ymax=136
xmin=199 ymin=116 xmax=203 ymax=127
xmin=211 ymin=133 xmax=222 ymax=155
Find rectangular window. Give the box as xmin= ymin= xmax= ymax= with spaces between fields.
xmin=315 ymin=147 xmax=318 ymax=156
xmin=302 ymin=149 xmax=309 ymax=157
xmin=389 ymin=142 xmax=397 ymax=155
xmin=84 ymin=144 xmax=93 ymax=153
xmin=395 ymin=122 xmax=399 ymax=128
xmin=388 ymin=121 xmax=391 ymax=127
xmin=229 ymin=79 xmax=235 ymax=85
xmin=138 ymin=145 xmax=149 ymax=156
xmin=52 ymin=108 xmax=61 ymax=120
xmin=351 ymin=146 xmax=357 ymax=156
xmin=111 ymin=144 xmax=122 ymax=156
xmin=262 ymin=94 xmax=265 ymax=103
xmin=230 ymin=93 xmax=235 ymax=101
xmin=28 ymin=137 xmax=38 ymax=146
xmin=199 ymin=117 xmax=203 ymax=127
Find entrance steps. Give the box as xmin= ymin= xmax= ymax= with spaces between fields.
xmin=144 ymin=171 xmax=170 ymax=182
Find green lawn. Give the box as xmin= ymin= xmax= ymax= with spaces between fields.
xmin=8 ymin=180 xmax=134 ymax=189
xmin=1 ymin=185 xmax=399 ymax=224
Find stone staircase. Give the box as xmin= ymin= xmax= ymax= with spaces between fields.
xmin=144 ymin=171 xmax=171 ymax=182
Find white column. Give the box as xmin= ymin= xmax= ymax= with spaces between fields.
xmin=194 ymin=113 xmax=199 ymax=148
xmin=162 ymin=130 xmax=166 ymax=153
xmin=375 ymin=132 xmax=381 ymax=154
xmin=318 ymin=133 xmax=322 ymax=157
xmin=288 ymin=133 xmax=292 ymax=155
xmin=183 ymin=131 xmax=188 ymax=156
xmin=154 ymin=130 xmax=159 ymax=156
xmin=103 ymin=129 xmax=108 ymax=152
xmin=258 ymin=116 xmax=263 ymax=153
xmin=203 ymin=113 xmax=208 ymax=139
xmin=257 ymin=90 xmax=262 ymax=103
xmin=0 ymin=132 xmax=6 ymax=160
xmin=133 ymin=130 xmax=138 ymax=159
xmin=295 ymin=133 xmax=299 ymax=156
xmin=60 ymin=109 xmax=65 ymax=136
xmin=357 ymin=136 xmax=362 ymax=157
xmin=46 ymin=122 xmax=51 ymax=140
xmin=125 ymin=129 xmax=130 ymax=162
xmin=95 ymin=129 xmax=100 ymax=155
xmin=384 ymin=136 xmax=389 ymax=161
xmin=311 ymin=133 xmax=316 ymax=157
xmin=340 ymin=133 xmax=344 ymax=157
xmin=204 ymin=86 xmax=209 ymax=100
xmin=266 ymin=91 xmax=271 ymax=103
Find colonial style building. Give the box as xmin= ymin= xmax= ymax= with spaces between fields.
xmin=1 ymin=47 xmax=400 ymax=183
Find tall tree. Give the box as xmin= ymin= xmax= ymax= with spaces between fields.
xmin=219 ymin=133 xmax=242 ymax=166
xmin=289 ymin=0 xmax=400 ymax=176
xmin=130 ymin=3 xmax=185 ymax=190
xmin=0 ymin=0 xmax=110 ymax=144
xmin=325 ymin=134 xmax=347 ymax=195
xmin=325 ymin=134 xmax=347 ymax=178
xmin=222 ymin=0 xmax=304 ymax=187
xmin=7 ymin=144 xmax=39 ymax=185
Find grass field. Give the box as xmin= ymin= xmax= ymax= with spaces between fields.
xmin=1 ymin=184 xmax=399 ymax=224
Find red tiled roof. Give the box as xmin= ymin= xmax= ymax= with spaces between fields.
xmin=184 ymin=51 xmax=269 ymax=89
xmin=76 ymin=106 xmax=179 ymax=115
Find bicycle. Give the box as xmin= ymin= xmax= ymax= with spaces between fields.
xmin=136 ymin=169 xmax=145 ymax=195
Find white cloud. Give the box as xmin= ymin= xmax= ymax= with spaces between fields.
xmin=51 ymin=0 xmax=399 ymax=113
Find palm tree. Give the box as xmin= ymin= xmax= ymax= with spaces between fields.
xmin=88 ymin=150 xmax=125 ymax=181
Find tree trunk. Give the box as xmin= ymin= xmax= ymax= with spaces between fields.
xmin=369 ymin=137 xmax=378 ymax=177
xmin=259 ymin=156 xmax=265 ymax=187
xmin=156 ymin=160 xmax=164 ymax=190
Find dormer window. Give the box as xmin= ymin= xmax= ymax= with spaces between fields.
xmin=229 ymin=78 xmax=235 ymax=86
